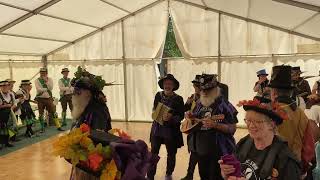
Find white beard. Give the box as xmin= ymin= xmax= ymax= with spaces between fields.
xmin=200 ymin=88 xmax=220 ymax=107
xmin=71 ymin=92 xmax=91 ymax=120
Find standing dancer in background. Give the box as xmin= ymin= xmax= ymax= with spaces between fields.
xmin=59 ymin=68 xmax=73 ymax=127
xmin=181 ymin=75 xmax=201 ymax=180
xmin=35 ymin=67 xmax=63 ymax=132
xmin=16 ymin=80 xmax=36 ymax=138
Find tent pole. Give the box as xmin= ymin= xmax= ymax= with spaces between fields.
xmin=8 ymin=59 xmax=13 ymax=80
xmin=218 ymin=13 xmax=222 ymax=82
xmin=42 ymin=55 xmax=48 ymax=68
xmin=121 ymin=20 xmax=129 ymax=122
xmin=0 ymin=33 xmax=71 ymax=43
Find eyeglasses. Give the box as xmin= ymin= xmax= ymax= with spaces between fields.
xmin=244 ymin=119 xmax=267 ymax=126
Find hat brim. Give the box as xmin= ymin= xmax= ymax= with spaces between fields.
xmin=191 ymin=80 xmax=200 ymax=84
xmin=61 ymin=70 xmax=69 ymax=73
xmin=158 ymin=77 xmax=180 ymax=91
xmin=257 ymin=74 xmax=268 ymax=77
xmin=243 ymin=105 xmax=283 ymax=125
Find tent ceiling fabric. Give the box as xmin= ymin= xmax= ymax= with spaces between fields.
xmin=3 ymin=15 xmax=96 ymax=41
xmin=0 ymin=0 xmax=319 ymax=56
xmin=0 ymin=34 xmax=66 ymax=54
xmin=0 ymin=0 xmax=52 ymax=10
xmin=0 ymin=5 xmax=27 ymax=27
xmin=42 ymin=0 xmax=128 ymax=27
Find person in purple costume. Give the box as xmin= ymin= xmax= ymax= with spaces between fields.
xmin=185 ymin=74 xmax=238 ymax=180
xmin=219 ymin=99 xmax=301 ymax=180
xmin=147 ymin=74 xmax=184 ymax=180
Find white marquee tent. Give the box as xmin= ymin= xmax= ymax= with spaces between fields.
xmin=0 ymin=0 xmax=319 ymax=125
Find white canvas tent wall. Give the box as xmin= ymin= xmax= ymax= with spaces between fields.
xmin=0 ymin=0 xmax=319 ymax=125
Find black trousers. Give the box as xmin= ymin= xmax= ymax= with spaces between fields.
xmin=185 ymin=151 xmax=198 ymax=177
xmin=147 ymin=136 xmax=178 ymax=178
xmin=194 ymin=151 xmax=224 ymax=180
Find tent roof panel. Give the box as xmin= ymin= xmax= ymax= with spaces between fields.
xmin=42 ymin=0 xmax=128 ymax=27
xmin=249 ymin=0 xmax=317 ymax=29
xmin=205 ymin=0 xmax=249 ymax=17
xmin=0 ymin=5 xmax=27 ymax=27
xmin=106 ymin=0 xmax=158 ymax=12
xmin=295 ymin=0 xmax=320 ymax=6
xmin=185 ymin=0 xmax=203 ymax=6
xmin=0 ymin=0 xmax=51 ymax=10
xmin=0 ymin=35 xmax=66 ymax=54
xmin=3 ymin=15 xmax=96 ymax=41
xmin=296 ymin=14 xmax=320 ymax=38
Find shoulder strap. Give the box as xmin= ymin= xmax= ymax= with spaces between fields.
xmin=259 ymin=138 xmax=285 ymax=179
xmin=60 ymin=78 xmax=70 ymax=87
xmin=37 ymin=78 xmax=52 ymax=97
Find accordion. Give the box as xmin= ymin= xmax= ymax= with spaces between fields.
xmin=152 ymin=102 xmax=171 ymax=125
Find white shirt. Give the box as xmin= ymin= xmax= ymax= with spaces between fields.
xmin=0 ymin=91 xmax=16 ymax=106
xmin=35 ymin=77 xmax=53 ymax=99
xmin=58 ymin=77 xmax=73 ymax=95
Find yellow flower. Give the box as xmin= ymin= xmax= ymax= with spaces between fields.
xmin=100 ymin=159 xmax=118 ymax=180
xmin=80 ymin=136 xmax=93 ymax=149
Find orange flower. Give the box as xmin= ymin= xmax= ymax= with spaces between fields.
xmin=87 ymin=153 xmax=103 ymax=171
xmin=80 ymin=123 xmax=90 ymax=133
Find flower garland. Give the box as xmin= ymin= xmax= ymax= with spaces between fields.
xmin=237 ymin=99 xmax=288 ymax=121
xmin=52 ymin=124 xmax=130 ymax=180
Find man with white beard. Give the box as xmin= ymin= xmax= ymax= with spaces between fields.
xmin=70 ymin=75 xmax=112 ymax=180
xmin=185 ymin=74 xmax=238 ymax=180
xmin=70 ymin=77 xmax=112 ymax=131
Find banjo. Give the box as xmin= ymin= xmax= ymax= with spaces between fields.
xmin=180 ymin=114 xmax=225 ymax=134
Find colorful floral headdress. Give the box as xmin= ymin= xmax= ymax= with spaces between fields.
xmin=237 ymin=98 xmax=288 ymax=125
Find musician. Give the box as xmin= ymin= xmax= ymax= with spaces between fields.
xmin=219 ymin=99 xmax=301 ymax=180
xmin=269 ymin=65 xmax=310 ymax=173
xmin=35 ymin=67 xmax=63 ymax=132
xmin=0 ymin=80 xmax=16 ymax=148
xmin=148 ymin=74 xmax=184 ymax=180
xmin=292 ymin=66 xmax=311 ymax=103
xmin=182 ymin=75 xmax=201 ymax=180
xmin=312 ymin=78 xmax=320 ymax=95
xmin=186 ymin=74 xmax=238 ymax=180
xmin=253 ymin=69 xmax=271 ymax=102
xmin=58 ymin=68 xmax=73 ymax=127
xmin=16 ymin=80 xmax=36 ymax=138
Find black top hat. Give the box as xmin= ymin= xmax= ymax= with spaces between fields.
xmin=242 ymin=102 xmax=284 ymax=125
xmin=268 ymin=65 xmax=294 ymax=89
xmin=191 ymin=75 xmax=201 ymax=84
xmin=199 ymin=74 xmax=219 ymax=90
xmin=158 ymin=74 xmax=180 ymax=91
xmin=291 ymin=66 xmax=304 ymax=74
xmin=20 ymin=80 xmax=32 ymax=85
xmin=61 ymin=68 xmax=69 ymax=73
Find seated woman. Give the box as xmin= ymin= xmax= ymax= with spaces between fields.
xmin=219 ymin=99 xmax=301 ymax=180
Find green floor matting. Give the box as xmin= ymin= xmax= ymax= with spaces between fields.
xmin=0 ymin=119 xmax=72 ymax=157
